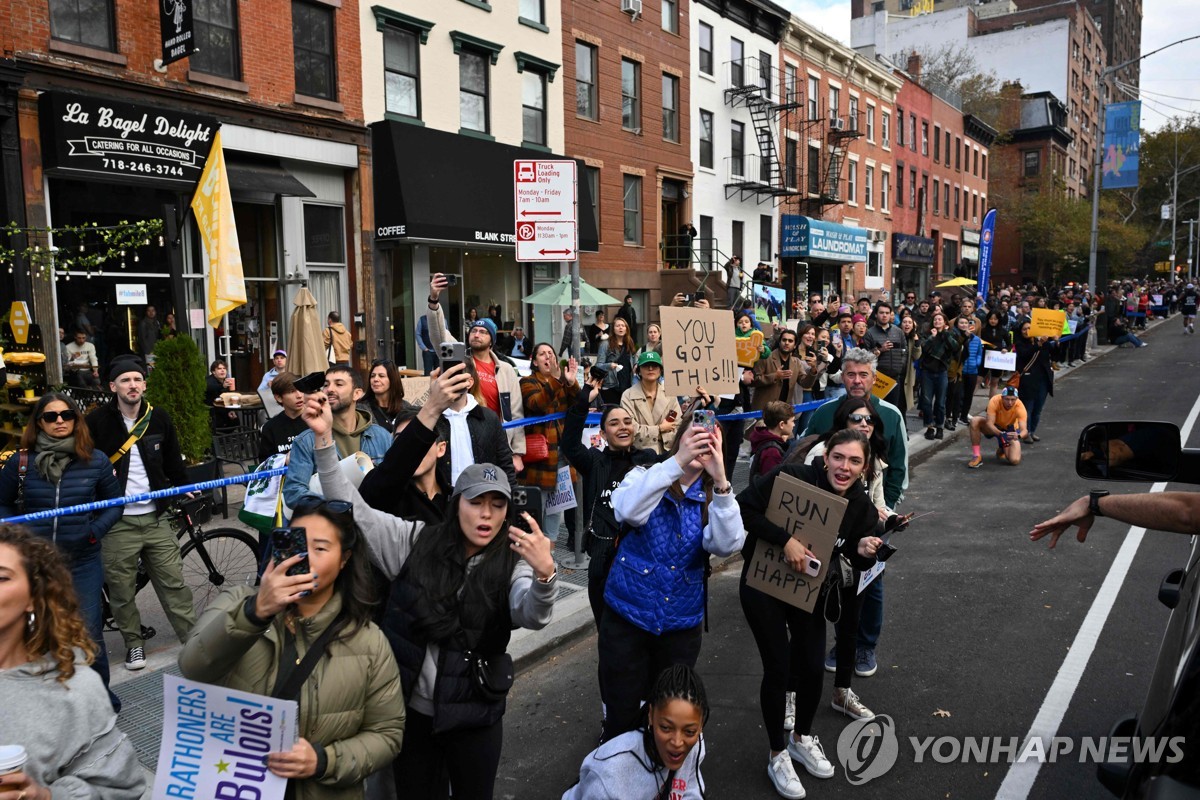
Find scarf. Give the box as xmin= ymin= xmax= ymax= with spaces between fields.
xmin=443 ymin=395 xmax=479 ymax=484
xmin=35 ymin=432 xmax=78 ymax=485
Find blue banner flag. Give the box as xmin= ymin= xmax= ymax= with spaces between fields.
xmin=977 ymin=208 xmax=997 ymax=302
xmin=1102 ymin=102 xmax=1141 ymax=190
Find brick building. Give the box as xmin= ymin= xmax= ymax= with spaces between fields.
xmin=562 ymin=0 xmax=693 ymax=326
xmin=0 ymin=0 xmax=370 ymax=386
xmin=778 ymin=16 xmax=902 ymax=306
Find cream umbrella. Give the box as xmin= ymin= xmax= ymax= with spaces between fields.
xmin=287 ymin=287 xmax=327 ymax=377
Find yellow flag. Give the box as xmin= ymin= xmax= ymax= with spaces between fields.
xmin=191 ymin=130 xmax=245 ymax=327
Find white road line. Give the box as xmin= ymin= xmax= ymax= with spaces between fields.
xmin=997 ymin=390 xmax=1200 ymax=800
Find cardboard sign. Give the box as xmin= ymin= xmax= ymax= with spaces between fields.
xmin=661 ymin=305 xmax=739 ymax=395
xmin=1029 ymin=308 xmax=1067 ymax=339
xmin=153 ymin=674 xmax=297 ymax=800
xmin=735 ymin=329 xmax=766 ymax=367
xmin=983 ymin=350 xmax=1017 ymax=371
xmin=400 ymin=375 xmax=431 ymax=400
xmin=745 ymin=472 xmax=848 ymax=613
xmin=870 ymin=371 xmax=897 ymax=400
xmin=545 ymin=464 xmax=578 ymax=514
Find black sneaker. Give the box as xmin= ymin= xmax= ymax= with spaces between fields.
xmin=125 ymin=646 xmax=146 ymax=671
xmin=935 ymin=427 xmax=944 ymax=439
xmin=924 ymin=427 xmax=936 ymax=440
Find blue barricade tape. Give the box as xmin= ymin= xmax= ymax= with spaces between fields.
xmin=0 ymin=467 xmax=287 ymax=526
xmin=504 ymin=399 xmax=827 ymax=429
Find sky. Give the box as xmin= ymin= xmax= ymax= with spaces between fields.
xmin=774 ymin=0 xmax=1200 ymax=132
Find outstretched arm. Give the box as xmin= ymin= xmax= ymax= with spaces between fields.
xmin=1030 ymin=492 xmax=1200 ymax=549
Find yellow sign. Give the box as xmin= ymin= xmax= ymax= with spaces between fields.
xmin=871 ymin=371 xmax=897 ymax=400
xmin=8 ymin=301 xmax=31 ymax=345
xmin=909 ymin=0 xmax=935 ymax=16
xmin=1029 ymin=308 xmax=1067 ymax=339
xmin=1155 ymin=261 xmax=1172 ymax=273
xmin=191 ymin=130 xmax=246 ymax=327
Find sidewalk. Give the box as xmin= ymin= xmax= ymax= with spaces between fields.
xmin=112 ymin=314 xmax=1167 ymax=770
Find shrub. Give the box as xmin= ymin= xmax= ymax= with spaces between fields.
xmin=147 ymin=335 xmax=210 ymax=464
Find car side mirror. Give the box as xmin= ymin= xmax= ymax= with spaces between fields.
xmin=1075 ymin=421 xmax=1181 ymax=482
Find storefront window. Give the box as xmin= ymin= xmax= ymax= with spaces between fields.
xmin=303 ymin=204 xmax=345 ymax=265
xmin=463 ymin=250 xmax=522 ymax=329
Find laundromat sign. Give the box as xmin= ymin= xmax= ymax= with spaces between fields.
xmin=39 ymin=92 xmax=217 ymax=189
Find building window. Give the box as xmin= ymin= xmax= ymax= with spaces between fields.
xmin=731 ymin=121 xmax=745 ymax=178
xmin=623 ymin=175 xmax=642 ymax=244
xmin=575 ymin=42 xmax=597 ymax=120
xmin=910 ymin=167 xmax=917 ymax=208
xmin=972 ymin=192 xmax=978 ymax=220
xmin=865 ymin=165 xmax=875 ymax=208
xmin=954 ymin=187 xmax=960 ymax=218
xmin=921 ymin=121 xmax=929 ymax=156
xmin=807 ymin=76 xmax=819 ymax=120
xmin=881 ymin=170 xmax=890 ymax=211
xmin=955 ymin=136 xmax=962 ymax=170
xmin=662 ymin=0 xmax=678 ymax=34
xmin=731 ymin=220 xmax=744 ymax=262
xmin=50 ymin=0 xmax=116 ymax=51
xmin=973 ymin=148 xmax=979 ymax=176
xmin=807 ymin=145 xmax=821 ymax=195
xmin=868 ymin=251 xmax=883 ymax=280
xmin=847 ymin=160 xmax=858 ymax=205
xmin=943 ymin=180 xmax=950 ymax=216
xmin=945 ymin=131 xmax=951 ymax=164
xmin=921 ymin=174 xmax=928 ymax=212
xmin=522 ymin=71 xmax=546 ymax=146
xmin=759 ymin=51 xmax=772 ymax=98
xmin=621 ymin=58 xmax=641 ymax=131
xmin=699 ymin=215 xmax=713 ymax=268
xmin=584 ymin=166 xmax=600 ymax=242
xmin=698 ymin=22 xmax=714 ymax=75
xmin=304 ymin=204 xmax=346 ymax=265
xmin=459 ymin=50 xmax=490 ymax=133
xmin=760 ymin=215 xmax=772 ymax=262
xmin=662 ymin=73 xmax=680 ymax=142
xmin=785 ymin=64 xmax=798 ymax=104
xmin=881 ymin=111 xmax=890 ymax=146
xmin=933 ymin=125 xmax=941 ymax=162
xmin=866 ymin=104 xmax=875 ymax=141
xmin=908 ymin=114 xmax=917 ymax=151
xmin=896 ymin=106 xmax=904 ymax=146
xmin=192 ymin=0 xmax=241 ymax=79
xmin=699 ymin=109 xmax=714 ymax=169
xmin=849 ymin=96 xmax=859 ymax=131
xmin=896 ymin=167 xmax=904 ymax=207
xmin=933 ymin=180 xmax=940 ymax=215
xmin=785 ymin=138 xmax=797 ymax=189
xmin=519 ymin=0 xmax=543 ymax=24
xmin=982 ymin=153 xmax=988 ymax=180
xmin=293 ymin=1 xmax=336 ymax=100
xmin=1023 ymin=150 xmax=1040 ymax=177
xmin=383 ymin=25 xmax=420 ymax=118
xmin=730 ymin=38 xmax=744 ymax=87
xmin=829 ymin=86 xmax=840 ymax=119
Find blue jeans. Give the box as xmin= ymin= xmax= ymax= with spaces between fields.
xmin=1024 ymin=379 xmax=1051 ymax=434
xmin=67 ymin=548 xmax=118 ymax=710
xmin=919 ymin=369 xmax=948 ymax=427
xmin=420 ymin=349 xmax=438 ymax=375
xmin=858 ymin=571 xmax=883 ymax=651
xmin=1112 ymin=332 xmax=1144 ymax=347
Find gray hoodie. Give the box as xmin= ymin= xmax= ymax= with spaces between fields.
xmin=0 ymin=653 xmax=145 ymax=800
xmin=562 ymin=730 xmax=706 ymax=799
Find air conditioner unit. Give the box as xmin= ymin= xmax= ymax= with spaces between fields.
xmin=621 ymin=0 xmax=642 ymax=14
xmin=830 ymin=117 xmax=846 ymax=132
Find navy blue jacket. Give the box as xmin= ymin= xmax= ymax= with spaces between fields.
xmin=0 ymin=449 xmax=123 ymax=553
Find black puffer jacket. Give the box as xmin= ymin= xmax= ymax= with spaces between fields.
xmin=86 ymin=400 xmax=189 ymax=517
xmin=862 ymin=323 xmax=908 ymax=378
xmin=0 ymin=449 xmax=122 ymax=553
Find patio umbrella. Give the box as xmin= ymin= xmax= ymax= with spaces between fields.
xmin=522 ymin=275 xmax=622 ymax=307
xmin=936 ymin=277 xmax=978 ymax=288
xmin=287 ymin=287 xmax=327 ymax=377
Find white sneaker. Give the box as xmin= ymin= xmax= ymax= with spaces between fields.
xmin=783 ymin=691 xmax=796 ymax=731
xmin=768 ymin=750 xmax=806 ymax=799
xmin=832 ymin=687 xmax=875 ymax=720
xmin=788 ymin=734 xmax=835 ymax=779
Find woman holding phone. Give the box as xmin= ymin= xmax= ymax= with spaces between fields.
xmin=597 ymin=412 xmax=743 ymax=743
xmin=735 ymin=429 xmax=882 ymax=799
xmin=299 ymin=385 xmax=557 ymax=800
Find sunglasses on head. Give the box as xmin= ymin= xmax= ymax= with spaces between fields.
xmin=847 ymin=413 xmax=875 ymax=425
xmin=291 ymin=498 xmax=354 ymax=518
xmin=40 ymin=409 xmax=78 ymax=424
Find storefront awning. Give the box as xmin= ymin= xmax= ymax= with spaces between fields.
xmin=370 ymin=120 xmax=598 ymax=251
xmin=780 ymin=215 xmax=867 ymax=262
xmin=892 ymin=233 xmax=936 ymax=265
xmin=225 ymin=155 xmax=316 ymax=203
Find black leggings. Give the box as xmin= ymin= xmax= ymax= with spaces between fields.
xmin=740 ymin=572 xmax=863 ymax=752
xmin=392 ymin=708 xmax=504 ymax=800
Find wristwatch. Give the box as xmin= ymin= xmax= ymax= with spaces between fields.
xmin=1089 ymin=489 xmax=1110 ymax=517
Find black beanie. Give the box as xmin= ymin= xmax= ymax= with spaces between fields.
xmin=108 ymin=355 xmax=147 ymax=384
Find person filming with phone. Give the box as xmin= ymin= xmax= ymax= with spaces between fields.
xmin=735 ymin=429 xmax=883 ymax=797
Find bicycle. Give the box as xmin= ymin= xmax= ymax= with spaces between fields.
xmin=103 ymin=495 xmax=261 ymax=636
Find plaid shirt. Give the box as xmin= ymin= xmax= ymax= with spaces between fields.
xmin=518 ymin=372 xmax=580 ymax=489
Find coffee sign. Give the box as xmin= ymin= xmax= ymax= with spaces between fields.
xmin=39 ymin=92 xmax=217 ymax=189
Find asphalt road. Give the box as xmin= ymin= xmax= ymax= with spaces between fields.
xmin=496 ymin=323 xmax=1199 ymax=800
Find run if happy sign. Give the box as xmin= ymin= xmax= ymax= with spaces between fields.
xmin=660 ymin=305 xmax=739 ymax=396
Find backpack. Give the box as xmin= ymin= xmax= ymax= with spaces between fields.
xmin=749 ymin=438 xmax=786 ymax=479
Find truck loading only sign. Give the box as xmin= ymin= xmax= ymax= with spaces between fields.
xmin=513 ymin=160 xmax=577 ymax=262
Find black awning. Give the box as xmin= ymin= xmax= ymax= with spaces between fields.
xmin=370 ymin=120 xmax=599 ymax=251
xmin=225 ymin=155 xmax=316 ymax=203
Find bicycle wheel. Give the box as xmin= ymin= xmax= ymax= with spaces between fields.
xmin=179 ymin=528 xmax=261 ymax=614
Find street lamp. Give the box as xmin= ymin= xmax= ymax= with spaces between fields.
xmin=1088 ymin=34 xmax=1200 ymax=290
xmin=1170 ymin=163 xmax=1200 ymax=273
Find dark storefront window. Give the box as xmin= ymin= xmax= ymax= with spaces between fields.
xmin=384 ymin=27 xmax=420 ymax=118
xmin=193 ymin=0 xmax=241 ymax=79
xmin=50 ymin=0 xmax=116 ymax=51
xmin=303 ymin=204 xmax=345 ymax=265
xmin=293 ymin=1 xmax=336 ymax=100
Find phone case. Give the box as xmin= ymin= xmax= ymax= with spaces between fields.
xmin=271 ymin=527 xmax=309 ymax=576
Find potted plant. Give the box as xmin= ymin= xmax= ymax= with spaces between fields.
xmin=146 ymin=335 xmax=212 ymax=468
xmin=19 ymin=374 xmax=35 ymax=400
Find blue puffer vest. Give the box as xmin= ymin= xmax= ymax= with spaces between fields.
xmin=604 ymin=479 xmax=708 ymax=635
xmin=0 ymin=450 xmax=122 ymax=554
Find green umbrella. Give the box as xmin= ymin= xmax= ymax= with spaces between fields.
xmin=521 ymin=275 xmax=622 ymax=307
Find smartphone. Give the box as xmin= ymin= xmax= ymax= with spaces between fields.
xmin=802 ymin=556 xmax=822 ymax=578
xmin=681 ymin=292 xmax=696 ymax=305
xmin=692 ymin=409 xmax=717 ymax=434
xmin=665 ymin=409 xmax=678 ymax=423
xmin=511 ymin=487 xmax=543 ymax=535
xmin=271 ymin=527 xmax=309 ymax=577
xmin=440 ymin=341 xmax=469 ymax=373
xmin=443 ymin=273 xmax=460 ymax=286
